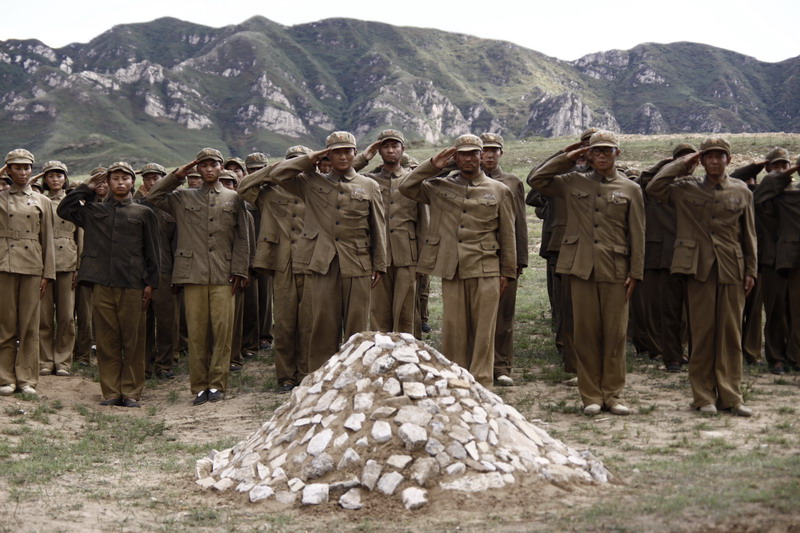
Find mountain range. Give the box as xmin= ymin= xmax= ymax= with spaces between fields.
xmin=0 ymin=16 xmax=797 ymax=171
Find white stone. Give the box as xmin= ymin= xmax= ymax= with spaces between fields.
xmin=344 ymin=340 xmax=374 ymax=365
xmin=403 ymin=382 xmax=427 ymax=399
xmin=344 ymin=413 xmax=366 ymax=432
xmin=362 ymin=346 xmax=382 ymax=366
xmin=355 ymin=437 xmax=369 ymax=448
xmin=249 ymin=483 xmax=275 ymax=502
xmin=353 ymin=392 xmax=374 ymax=412
xmin=447 ymin=442 xmax=467 ymax=460
xmin=396 ymin=363 xmax=423 ymax=382
xmin=257 ymin=463 xmax=270 ymax=480
xmin=439 ymin=396 xmax=456 ymax=406
xmin=307 ymin=428 xmax=333 ymax=456
xmin=370 ymin=406 xmax=397 ymax=419
xmin=333 ymin=433 xmax=349 ymax=448
xmin=374 ymin=333 xmax=395 ymax=349
xmin=275 ymin=490 xmax=296 ymax=505
xmin=377 ymin=471 xmax=404 ymax=495
xmin=382 ymin=377 xmax=402 ymax=396
xmin=195 ymin=458 xmax=213 ymax=479
xmin=339 ymin=487 xmax=363 ymax=510
xmin=401 ymin=487 xmax=428 ymax=510
xmin=464 ymin=441 xmax=480 ymax=461
xmin=387 ymin=455 xmax=413 ymax=470
xmin=371 ymin=421 xmax=392 ymax=443
xmin=304 ymin=453 xmax=334 ymax=479
xmin=425 ymin=438 xmax=445 ymax=456
xmin=361 ymin=460 xmax=382 ymax=491
xmin=337 ymin=448 xmax=361 ymax=470
xmin=333 ymin=367 xmax=360 ymax=389
xmin=301 ymin=483 xmax=329 ymax=505
xmin=399 ymin=333 xmax=416 ymax=343
xmin=392 ymin=345 xmax=419 ymax=363
xmin=370 ymin=355 xmax=396 ymax=375
xmin=410 ymin=458 xmax=439 ymax=486
xmin=288 ymin=478 xmax=305 ymax=492
xmin=313 ymin=389 xmax=339 ymax=412
xmin=418 ymin=349 xmax=432 ymax=361
xmin=212 ymin=478 xmax=235 ymax=491
xmin=355 ymin=378 xmax=373 ymax=392
xmin=307 ymin=380 xmax=323 ymax=395
xmin=196 ymin=477 xmax=216 ymax=489
xmin=439 ymin=472 xmax=506 ymax=492
xmin=448 ymin=426 xmax=472 ymax=444
xmin=300 ymin=426 xmax=316 ymax=445
xmin=394 ymin=405 xmax=433 ymax=426
xmin=445 ymin=462 xmax=466 ymax=476
xmin=398 ymin=423 xmax=427 ymax=450
xmin=329 ymin=395 xmax=348 ymax=413
xmin=321 ymin=414 xmax=337 ymax=428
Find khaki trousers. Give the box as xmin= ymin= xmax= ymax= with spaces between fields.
xmin=307 ymin=257 xmax=370 ymax=374
xmin=556 ymin=273 xmax=576 ymax=374
xmin=92 ymin=285 xmax=146 ymax=401
xmin=370 ymin=265 xmax=416 ymax=334
xmin=258 ymin=270 xmax=274 ymax=343
xmin=184 ymin=284 xmax=234 ymax=394
xmin=786 ymin=269 xmax=800 ymax=367
xmin=686 ymin=267 xmax=745 ymax=409
xmin=0 ymin=273 xmax=41 ymax=388
xmin=73 ymin=283 xmax=94 ymax=364
xmin=644 ymin=269 xmax=686 ymax=366
xmin=230 ymin=290 xmax=244 ymax=367
xmin=570 ymin=274 xmax=628 ymax=408
xmin=493 ymin=278 xmax=518 ymax=378
xmin=40 ymin=271 xmax=76 ymax=373
xmin=760 ymin=266 xmax=787 ymax=366
xmin=273 ymin=267 xmax=310 ymax=385
xmin=442 ymin=275 xmax=500 ymax=387
xmin=145 ymin=274 xmax=177 ymax=375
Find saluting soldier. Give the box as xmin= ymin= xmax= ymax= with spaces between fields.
xmin=400 ymin=134 xmax=517 ymax=387
xmin=647 ymin=138 xmax=757 ymax=416
xmin=268 ymin=132 xmax=387 ymax=372
xmin=529 ymin=131 xmax=645 ymax=415
xmin=0 ymin=149 xmax=56 ymax=396
xmin=147 ymin=148 xmax=250 ymax=405
xmin=246 ymin=152 xmax=274 ymax=352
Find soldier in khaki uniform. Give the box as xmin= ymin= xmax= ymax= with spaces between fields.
xmin=353 ymin=130 xmax=428 ymax=334
xmin=0 ymin=149 xmax=56 ymax=396
xmin=529 ymin=131 xmax=645 ymax=415
xmin=246 ymin=153 xmax=274 ymax=352
xmin=147 ymin=148 xmax=250 ymax=405
xmin=37 ymin=161 xmax=79 ymax=376
xmin=647 ymin=138 xmax=757 ymax=416
xmin=400 ymin=134 xmax=517 ymax=387
xmin=239 ymin=146 xmax=312 ymax=392
xmin=269 ymin=132 xmax=387 ymax=372
xmin=480 ymin=133 xmax=528 ymax=385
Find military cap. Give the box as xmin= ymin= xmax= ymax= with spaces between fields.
xmin=219 ymin=169 xmax=239 ymax=183
xmin=479 ymin=133 xmax=504 ymax=149
xmin=589 ymin=130 xmax=619 ymax=149
xmin=30 ymin=182 xmax=43 ymax=193
xmin=454 ymin=134 xmax=483 ymax=152
xmin=5 ymin=148 xmax=34 ymax=165
xmin=672 ymin=144 xmax=696 ymax=158
xmin=580 ymin=128 xmax=599 ymax=142
xmin=699 ymin=137 xmax=731 ymax=157
xmin=90 ymin=166 xmax=107 ymax=176
xmin=285 ymin=145 xmax=312 ymax=160
xmin=326 ymin=131 xmax=357 ymax=150
xmin=195 ymin=147 xmax=224 ymax=164
xmin=187 ymin=167 xmax=201 ymax=178
xmin=224 ymin=157 xmax=247 ymax=173
xmin=107 ymin=161 xmax=136 ymax=179
xmin=245 ymin=152 xmax=269 ymax=170
xmin=401 ymin=153 xmax=419 ymax=168
xmin=765 ymin=147 xmax=790 ymax=164
xmin=378 ymin=129 xmax=405 ymax=145
xmin=138 ymin=162 xmax=167 ymax=176
xmin=42 ymin=160 xmax=68 ymax=175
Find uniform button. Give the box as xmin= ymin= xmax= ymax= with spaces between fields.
xmin=9 ymin=244 xmax=13 ymax=248
xmin=594 ymin=224 xmax=598 ymax=228
xmin=335 ymin=221 xmax=340 ymax=225
xmin=24 ymin=245 xmax=28 ymax=249
xmin=294 ymin=200 xmax=298 ymax=204
xmin=389 ymin=229 xmax=394 ymax=233
xmin=292 ymin=214 xmax=296 ymax=218
xmin=390 ymin=201 xmax=394 ymax=205
xmin=336 ymin=206 xmax=340 ymax=210
xmin=458 ymin=240 xmax=463 ymax=243
xmin=209 ymin=233 xmax=212 ymax=237
xmin=594 ymin=240 xmax=599 ymax=243
xmin=335 ymin=238 xmax=339 ymax=242
xmin=27 ymin=215 xmax=30 ymax=218
xmin=462 ymin=210 xmax=467 ymax=213
xmin=59 ymin=245 xmax=63 ymax=249
xmin=596 ymin=194 xmax=601 ymax=197
xmin=8 ymin=214 xmax=12 ymax=217
xmin=210 ymin=218 xmax=214 ymax=222
xmin=460 ymin=225 xmax=464 ymax=228
xmin=209 ymin=248 xmax=213 ymax=252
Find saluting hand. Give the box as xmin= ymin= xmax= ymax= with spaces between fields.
xmin=431 ymin=147 xmax=457 ymax=170
xmin=174 ymin=159 xmax=200 ymax=179
xmin=565 ymin=146 xmax=590 ymax=161
xmin=562 ymin=141 xmax=585 ymax=153
xmin=0 ymin=164 xmax=6 ymax=176
xmin=363 ymin=140 xmax=382 ymax=162
xmin=85 ymin=170 xmax=108 ymax=191
xmin=308 ymin=148 xmax=331 ymax=165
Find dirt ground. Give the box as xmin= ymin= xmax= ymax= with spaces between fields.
xmin=1 ymin=348 xmax=798 ymax=533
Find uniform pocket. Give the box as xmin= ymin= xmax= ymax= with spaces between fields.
xmin=418 ymin=234 xmax=440 ymax=270
xmin=612 ymin=244 xmax=629 ymax=279
xmin=558 ymin=235 xmax=579 ymax=269
xmin=173 ymin=249 xmax=193 ymax=278
xmin=672 ymin=239 xmax=697 ymax=271
xmin=480 ymin=239 xmax=500 ymax=274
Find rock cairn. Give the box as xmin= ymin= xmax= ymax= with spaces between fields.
xmin=196 ymin=332 xmax=611 ymax=510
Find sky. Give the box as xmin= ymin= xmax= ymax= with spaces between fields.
xmin=1 ymin=0 xmax=798 ymax=63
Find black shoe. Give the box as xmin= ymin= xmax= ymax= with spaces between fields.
xmin=156 ymin=370 xmax=175 ymax=380
xmin=208 ymin=389 xmax=224 ymax=402
xmin=421 ymin=322 xmax=431 ymax=333
xmin=771 ymin=363 xmax=786 ymax=375
xmin=230 ymin=364 xmax=243 ymax=372
xmin=193 ymin=391 xmax=208 ymax=406
xmin=243 ymin=351 xmax=256 ymax=360
xmin=277 ymin=382 xmax=295 ymax=394
xmin=100 ymin=398 xmax=124 ymax=406
xmin=665 ymin=362 xmax=681 ymax=373
xmin=259 ymin=340 xmax=272 ymax=350
xmin=123 ymin=398 xmax=141 ymax=408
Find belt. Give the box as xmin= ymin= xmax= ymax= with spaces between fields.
xmin=0 ymin=229 xmax=39 ymax=241
xmin=54 ymin=230 xmax=75 ymax=239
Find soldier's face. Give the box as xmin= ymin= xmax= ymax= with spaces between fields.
xmin=225 ymin=165 xmax=245 ymax=179
xmin=482 ymin=148 xmax=502 ymax=171
xmin=701 ymin=150 xmax=729 ymax=177
xmin=108 ymin=170 xmax=134 ymax=199
xmin=8 ymin=163 xmax=32 ymax=186
xmin=379 ymin=141 xmax=404 ymax=165
xmin=198 ymin=159 xmax=222 ymax=183
xmin=587 ymin=146 xmax=618 ymax=171
xmin=95 ymin=180 xmax=109 ymax=197
xmin=44 ymin=171 xmax=66 ymax=192
xmin=187 ymin=176 xmax=202 ymax=188
xmin=317 ymin=159 xmax=333 ymax=174
xmin=329 ymin=148 xmax=355 ymax=173
xmin=142 ymin=172 xmax=161 ymax=191
xmin=220 ymin=179 xmax=237 ymax=191
xmin=766 ymin=161 xmax=790 ymax=173
xmin=455 ymin=150 xmax=482 ymax=175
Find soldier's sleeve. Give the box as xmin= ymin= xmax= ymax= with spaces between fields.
xmin=526 ymin=153 xmax=573 ymax=197
xmin=741 ymin=190 xmax=758 ymax=280
xmin=753 ymin=170 xmax=792 ymax=205
xmin=368 ymin=180 xmax=387 ymax=274
xmin=525 ymin=189 xmax=547 ymax=208
xmin=56 ymin=183 xmax=94 ymax=227
xmin=498 ymin=186 xmax=517 ymax=279
xmin=268 ymin=155 xmax=313 ymax=197
xmin=531 ymin=149 xmax=566 ymax=174
xmin=627 ymin=185 xmax=646 ymax=281
xmin=238 ymin=162 xmax=279 ymax=205
xmin=142 ymin=206 xmax=161 ymax=289
xmin=75 ymin=227 xmax=83 ymax=270
xmin=510 ymin=177 xmax=529 ymax=268
xmin=352 ymin=152 xmax=370 ymax=172
xmin=40 ymin=197 xmax=56 ymax=281
xmin=246 ymin=210 xmax=256 ymax=267
xmin=416 ymin=202 xmax=430 ymax=260
xmin=230 ymin=197 xmax=251 ymax=279
xmin=145 ymin=171 xmax=183 ymax=215
xmin=637 ymin=158 xmax=672 ymax=189
xmin=645 ymin=159 xmax=688 ymax=205
xmin=730 ymin=162 xmax=765 ymax=182
xmin=398 ymin=159 xmax=438 ymax=204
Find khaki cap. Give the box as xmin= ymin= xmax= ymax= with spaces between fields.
xmin=42 ymin=160 xmax=68 ymax=175
xmin=765 ymin=147 xmax=790 ymax=164
xmin=90 ymin=166 xmax=107 ymax=176
xmin=285 ymin=145 xmax=312 ymax=159
xmin=454 ymin=134 xmax=483 ymax=152
xmin=107 ymin=161 xmax=136 ymax=179
xmin=219 ymin=170 xmax=239 ymax=184
xmin=378 ymin=129 xmax=405 ymax=145
xmin=245 ymin=152 xmax=269 ymax=170
xmin=480 ymin=133 xmax=504 ymax=149
xmin=224 ymin=157 xmax=247 ymax=173
xmin=195 ymin=147 xmax=224 ymax=164
xmin=5 ymin=148 xmax=34 ymax=165
xmin=326 ymin=131 xmax=357 ymax=150
xmin=187 ymin=166 xmax=201 ymax=178
xmin=580 ymin=128 xmax=599 ymax=142
xmin=672 ymin=144 xmax=696 ymax=158
xmin=699 ymin=137 xmax=731 ymax=157
xmin=589 ymin=130 xmax=619 ymax=149
xmin=138 ymin=162 xmax=167 ymax=176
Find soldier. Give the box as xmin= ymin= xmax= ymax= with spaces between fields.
xmin=0 ymin=149 xmax=56 ymax=396
xmin=647 ymin=138 xmax=757 ymax=416
xmin=268 ymin=132 xmax=387 ymax=372
xmin=400 ymin=134 xmax=516 ymax=387
xmin=353 ymin=129 xmax=428 ymax=335
xmin=239 ymin=146 xmax=311 ymax=392
xmin=38 ymin=161 xmax=79 ymax=377
xmin=57 ymin=162 xmax=160 ymax=407
xmin=529 ymin=131 xmax=645 ymax=415
xmin=752 ymin=148 xmax=797 ymax=374
xmin=245 ymin=152 xmax=274 ymax=352
xmin=146 ymin=148 xmax=250 ymax=405
xmin=480 ymin=133 xmax=528 ymax=386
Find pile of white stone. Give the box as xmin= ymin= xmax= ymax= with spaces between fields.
xmin=196 ymin=332 xmax=611 ymax=510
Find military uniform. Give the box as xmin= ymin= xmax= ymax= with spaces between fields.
xmin=400 ymin=135 xmax=516 ymax=387
xmin=246 ymin=153 xmax=274 ymax=350
xmin=529 ymin=132 xmax=645 ymax=410
xmin=146 ymin=149 xmax=250 ymax=398
xmin=0 ymin=149 xmax=56 ymax=394
xmin=647 ymin=139 xmax=757 ymax=411
xmin=268 ymin=133 xmax=387 ymax=372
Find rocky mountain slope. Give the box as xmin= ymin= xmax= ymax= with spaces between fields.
xmin=0 ymin=16 xmax=797 ymax=170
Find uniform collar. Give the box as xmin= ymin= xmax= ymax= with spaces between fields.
xmin=590 ymin=170 xmax=619 ymax=184
xmin=456 ymin=171 xmax=487 ymax=187
xmin=47 ymin=190 xmax=66 ymax=199
xmin=200 ymin=181 xmax=224 ymax=194
xmin=105 ymin=195 xmax=133 ymax=206
xmin=379 ymin=166 xmax=407 ymax=179
xmin=485 ymin=166 xmax=503 ymax=178
xmin=702 ymin=174 xmax=730 ymax=190
xmin=329 ymin=168 xmax=358 ymax=182
xmin=9 ymin=183 xmax=33 ymax=195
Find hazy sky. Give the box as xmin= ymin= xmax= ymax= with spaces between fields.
xmin=1 ymin=0 xmax=798 ymax=63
